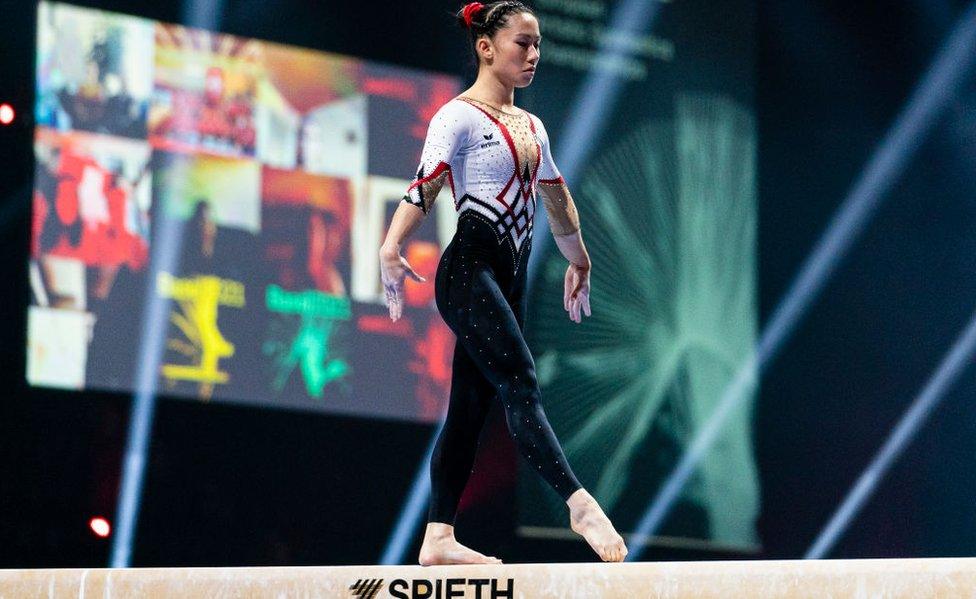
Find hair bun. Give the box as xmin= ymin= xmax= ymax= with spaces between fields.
xmin=461 ymin=2 xmax=485 ymax=28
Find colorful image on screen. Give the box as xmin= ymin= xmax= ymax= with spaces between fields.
xmin=29 ymin=1 xmax=461 ymax=423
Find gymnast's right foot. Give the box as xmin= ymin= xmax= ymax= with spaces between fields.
xmin=567 ymin=488 xmax=628 ymax=562
xmin=418 ymin=523 xmax=503 ymax=566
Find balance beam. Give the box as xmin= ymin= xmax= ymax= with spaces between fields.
xmin=3 ymin=558 xmax=976 ymax=598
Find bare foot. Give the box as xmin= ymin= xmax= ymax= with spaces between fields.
xmin=567 ymin=489 xmax=628 ymax=562
xmin=418 ymin=523 xmax=503 ymax=566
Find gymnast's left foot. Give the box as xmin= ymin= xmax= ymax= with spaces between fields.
xmin=418 ymin=523 xmax=503 ymax=566
xmin=567 ymin=488 xmax=628 ymax=562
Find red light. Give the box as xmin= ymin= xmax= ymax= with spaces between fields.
xmin=89 ymin=517 xmax=111 ymax=538
xmin=0 ymin=104 xmax=13 ymax=125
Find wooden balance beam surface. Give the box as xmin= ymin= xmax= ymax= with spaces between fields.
xmin=3 ymin=558 xmax=976 ymax=598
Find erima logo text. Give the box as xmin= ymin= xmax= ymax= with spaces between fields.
xmin=481 ymin=132 xmax=500 ymax=148
xmin=385 ymin=577 xmax=514 ymax=598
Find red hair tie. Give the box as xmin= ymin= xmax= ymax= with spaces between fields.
xmin=462 ymin=2 xmax=485 ymax=28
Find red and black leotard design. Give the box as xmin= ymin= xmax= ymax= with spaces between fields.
xmin=403 ymin=96 xmax=580 ymax=278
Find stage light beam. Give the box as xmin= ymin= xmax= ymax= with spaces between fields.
xmin=627 ymin=1 xmax=976 ymax=561
xmin=109 ymin=0 xmax=227 ymax=569
xmin=805 ymin=306 xmax=976 ymax=559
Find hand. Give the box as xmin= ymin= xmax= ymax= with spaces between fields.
xmin=563 ymin=262 xmax=592 ymax=324
xmin=380 ymin=247 xmax=426 ymax=322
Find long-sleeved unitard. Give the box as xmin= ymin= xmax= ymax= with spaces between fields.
xmin=403 ymin=96 xmax=583 ymax=525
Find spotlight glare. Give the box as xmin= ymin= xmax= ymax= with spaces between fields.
xmin=0 ymin=104 xmax=14 ymax=125
xmin=89 ymin=517 xmax=111 ymax=538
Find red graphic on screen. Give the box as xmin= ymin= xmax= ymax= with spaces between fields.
xmin=410 ymin=318 xmax=454 ymax=421
xmin=33 ymin=141 xmax=149 ymax=270
xmin=404 ymin=240 xmax=439 ymax=307
xmin=150 ymin=25 xmax=259 ymax=156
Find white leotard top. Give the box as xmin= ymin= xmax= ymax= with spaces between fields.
xmin=402 ymin=96 xmax=578 ymax=257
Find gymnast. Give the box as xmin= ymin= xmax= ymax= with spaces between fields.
xmin=379 ymin=0 xmax=627 ymax=565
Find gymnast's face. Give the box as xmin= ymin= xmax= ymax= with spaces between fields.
xmin=479 ymin=12 xmax=541 ymax=89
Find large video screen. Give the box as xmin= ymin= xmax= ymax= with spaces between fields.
xmin=29 ymin=1 xmax=461 ymax=422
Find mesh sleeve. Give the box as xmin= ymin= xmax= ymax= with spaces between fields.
xmin=534 ymin=117 xmax=580 ymax=235
xmin=403 ymin=103 xmax=467 ymax=215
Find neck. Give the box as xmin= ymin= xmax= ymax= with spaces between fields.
xmin=465 ymin=70 xmax=515 ymax=108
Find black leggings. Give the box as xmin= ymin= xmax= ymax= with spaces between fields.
xmin=428 ymin=215 xmax=583 ymax=525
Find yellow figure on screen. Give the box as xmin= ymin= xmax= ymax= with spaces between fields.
xmin=157 ymin=272 xmax=244 ymax=399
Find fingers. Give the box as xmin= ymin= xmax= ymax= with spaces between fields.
xmin=567 ymin=287 xmax=590 ymax=324
xmin=401 ymin=256 xmax=427 ymax=283
xmin=380 ymin=256 xmax=398 ymax=321
xmin=393 ymin=280 xmax=405 ymax=320
xmin=392 ymin=292 xmax=404 ymax=321
xmin=568 ymin=275 xmax=583 ymax=323
xmin=564 ymin=267 xmax=573 ymax=311
xmin=384 ymin=282 xmax=400 ymax=321
xmin=383 ymin=275 xmax=406 ymax=321
xmin=381 ymin=253 xmax=429 ymax=321
xmin=404 ymin=264 xmax=427 ymax=283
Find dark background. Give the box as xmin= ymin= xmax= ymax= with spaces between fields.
xmin=1 ymin=0 xmax=975 ymax=566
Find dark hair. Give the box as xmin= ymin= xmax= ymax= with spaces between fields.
xmin=455 ymin=1 xmax=536 ymax=68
